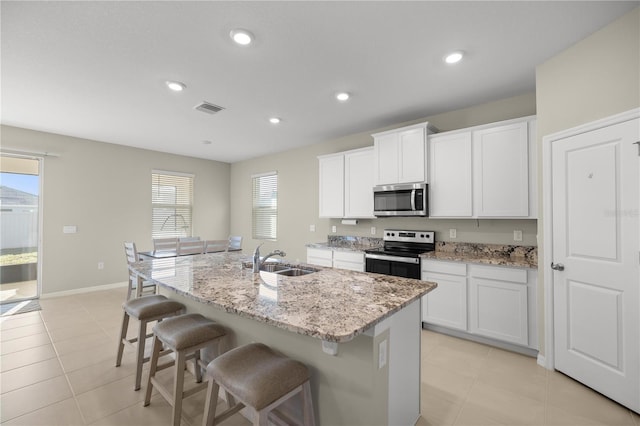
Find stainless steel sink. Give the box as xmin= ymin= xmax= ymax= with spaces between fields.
xmin=273 ymin=268 xmax=315 ymax=276
xmin=244 ymin=261 xmax=318 ymax=276
xmin=260 ymin=263 xmax=292 ymax=273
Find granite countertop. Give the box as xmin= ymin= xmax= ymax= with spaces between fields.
xmin=306 ymin=242 xmax=376 ymax=252
xmin=421 ymin=242 xmax=538 ymax=269
xmin=306 ymin=235 xmax=383 ymax=252
xmin=131 ymin=251 xmax=436 ymax=343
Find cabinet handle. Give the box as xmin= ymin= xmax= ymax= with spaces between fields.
xmin=634 ymin=141 xmax=640 ymax=156
xmin=551 ymin=262 xmax=565 ymax=271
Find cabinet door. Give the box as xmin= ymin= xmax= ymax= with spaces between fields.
xmin=374 ymin=133 xmax=399 ymax=185
xmin=398 ymin=127 xmax=426 ymax=183
xmin=473 ymin=122 xmax=529 ymax=217
xmin=469 ymin=277 xmax=528 ymax=346
xmin=344 ymin=148 xmax=375 ymax=218
xmin=318 ymin=154 xmax=344 ymax=217
xmin=306 ymin=248 xmax=333 ymax=267
xmin=422 ymin=272 xmax=467 ymax=331
xmin=429 ymin=132 xmax=473 ymax=217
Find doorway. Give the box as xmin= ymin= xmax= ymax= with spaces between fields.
xmin=543 ymin=109 xmax=639 ymax=413
xmin=0 ymin=154 xmax=42 ymax=304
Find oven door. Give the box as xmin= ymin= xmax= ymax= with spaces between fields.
xmin=365 ymin=254 xmax=421 ymax=279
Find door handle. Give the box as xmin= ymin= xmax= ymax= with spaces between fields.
xmin=551 ymin=262 xmax=565 ymax=271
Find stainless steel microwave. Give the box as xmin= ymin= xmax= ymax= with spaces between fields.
xmin=373 ymin=183 xmax=428 ymax=217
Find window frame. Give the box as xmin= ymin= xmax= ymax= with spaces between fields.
xmin=251 ymin=171 xmax=278 ymax=241
xmin=151 ymin=170 xmax=194 ymax=239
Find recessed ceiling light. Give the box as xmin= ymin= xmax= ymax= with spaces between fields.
xmin=269 ymin=117 xmax=281 ymax=124
xmin=336 ymin=92 xmax=350 ymax=102
xmin=444 ymin=51 xmax=464 ymax=64
xmin=166 ymin=80 xmax=186 ymax=91
xmin=230 ymin=29 xmax=254 ymax=46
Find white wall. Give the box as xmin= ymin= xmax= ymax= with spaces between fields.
xmin=0 ymin=125 xmax=231 ymax=294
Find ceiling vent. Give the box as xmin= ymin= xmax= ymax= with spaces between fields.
xmin=194 ymin=101 xmax=225 ymax=115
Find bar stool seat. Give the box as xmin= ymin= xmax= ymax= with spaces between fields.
xmin=144 ymin=313 xmax=227 ymax=426
xmin=116 ymin=295 xmax=185 ymax=391
xmin=202 ymin=343 xmax=315 ymax=426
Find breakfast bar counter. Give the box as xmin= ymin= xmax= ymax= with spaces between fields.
xmin=130 ymin=251 xmax=437 ymax=425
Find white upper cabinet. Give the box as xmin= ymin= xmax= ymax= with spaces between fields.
xmin=428 ymin=116 xmax=537 ymax=219
xmin=344 ymin=148 xmax=375 ymax=218
xmin=318 ymin=153 xmax=344 ymax=218
xmin=318 ymin=147 xmax=375 ymax=218
xmin=429 ymin=132 xmax=473 ymax=217
xmin=373 ymin=122 xmax=436 ymax=185
xmin=474 ymin=122 xmax=529 ymax=217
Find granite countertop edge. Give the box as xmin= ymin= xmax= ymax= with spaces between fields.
xmin=420 ymin=251 xmax=537 ymax=269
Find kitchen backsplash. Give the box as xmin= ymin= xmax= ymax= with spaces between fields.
xmin=327 ymin=235 xmax=382 ymax=249
xmin=435 ymin=241 xmax=538 ymax=264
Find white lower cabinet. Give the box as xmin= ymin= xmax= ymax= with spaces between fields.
xmin=422 ymin=259 xmax=537 ymax=349
xmin=306 ymin=247 xmax=365 ymax=271
xmin=306 ymin=247 xmax=333 ymax=267
xmin=333 ymin=250 xmax=365 ymax=272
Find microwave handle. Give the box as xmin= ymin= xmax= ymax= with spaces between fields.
xmin=410 ymin=189 xmax=416 ymax=211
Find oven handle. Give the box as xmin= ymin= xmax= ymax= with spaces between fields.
xmin=365 ymin=253 xmax=420 ymax=264
xmin=410 ymin=189 xmax=416 ymax=211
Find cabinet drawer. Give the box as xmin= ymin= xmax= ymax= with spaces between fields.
xmin=333 ymin=260 xmax=364 ymax=272
xmin=307 ymin=248 xmax=333 ymax=260
xmin=469 ymin=264 xmax=527 ymax=284
xmin=421 ymin=259 xmax=466 ymax=276
xmin=333 ymin=250 xmax=364 ymax=263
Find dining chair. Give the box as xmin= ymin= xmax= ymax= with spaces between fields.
xmin=205 ymin=240 xmax=229 ymax=253
xmin=153 ymin=237 xmax=178 ymax=255
xmin=178 ymin=236 xmax=201 ymax=243
xmin=124 ymin=242 xmax=157 ymax=299
xmin=228 ymin=235 xmax=242 ymax=251
xmin=177 ymin=239 xmax=205 ymax=255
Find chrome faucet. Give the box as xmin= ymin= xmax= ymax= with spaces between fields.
xmin=252 ymin=244 xmax=286 ymax=272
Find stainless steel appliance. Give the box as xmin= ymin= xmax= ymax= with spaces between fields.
xmin=365 ymin=229 xmax=435 ymax=279
xmin=373 ymin=183 xmax=428 ymax=217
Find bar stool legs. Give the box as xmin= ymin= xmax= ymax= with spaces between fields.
xmin=115 ymin=295 xmax=185 ymax=390
xmin=143 ymin=313 xmax=227 ymax=426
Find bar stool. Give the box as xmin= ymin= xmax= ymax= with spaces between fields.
xmin=144 ymin=313 xmax=227 ymax=426
xmin=116 ymin=295 xmax=185 ymax=391
xmin=202 ymin=343 xmax=315 ymax=426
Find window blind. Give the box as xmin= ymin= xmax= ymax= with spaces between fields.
xmin=152 ymin=171 xmax=194 ymax=238
xmin=252 ymin=172 xmax=278 ymax=240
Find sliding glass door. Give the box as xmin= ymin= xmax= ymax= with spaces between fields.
xmin=0 ymin=154 xmax=41 ymax=303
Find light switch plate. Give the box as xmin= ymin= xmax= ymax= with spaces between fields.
xmin=371 ymin=226 xmax=376 ymax=235
xmin=449 ymin=228 xmax=457 ymax=239
xmin=63 ymin=225 xmax=77 ymax=234
xmin=309 ymin=224 xmax=316 ymax=232
xmin=514 ymin=230 xmax=523 ymax=241
xmin=332 ymin=225 xmax=337 ymax=233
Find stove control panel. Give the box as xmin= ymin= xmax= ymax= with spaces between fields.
xmin=383 ymin=229 xmax=435 ymax=244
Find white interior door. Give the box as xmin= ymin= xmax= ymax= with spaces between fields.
xmin=551 ymin=117 xmax=639 ymax=412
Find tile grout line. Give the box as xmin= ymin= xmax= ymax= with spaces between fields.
xmin=40 ymin=300 xmax=92 ymax=425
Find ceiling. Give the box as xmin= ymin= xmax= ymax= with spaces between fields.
xmin=2 ymin=1 xmax=637 ymax=163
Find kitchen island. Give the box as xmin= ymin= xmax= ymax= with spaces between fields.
xmin=130 ymin=251 xmax=437 ymax=425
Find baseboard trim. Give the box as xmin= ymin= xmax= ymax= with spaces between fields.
xmin=423 ymin=323 xmax=539 ymax=358
xmin=537 ymin=354 xmax=547 ymax=368
xmin=41 ymin=281 xmax=127 ymax=299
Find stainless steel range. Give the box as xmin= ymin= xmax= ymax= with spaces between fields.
xmin=364 ymin=229 xmax=435 ymax=279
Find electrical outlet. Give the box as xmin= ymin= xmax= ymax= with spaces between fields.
xmin=378 ymin=339 xmax=387 ymax=369
xmin=332 ymin=225 xmax=337 ymax=233
xmin=309 ymin=224 xmax=316 ymax=232
xmin=98 ymin=262 xmax=104 ymax=270
xmin=514 ymin=230 xmax=523 ymax=241
xmin=449 ymin=228 xmax=457 ymax=239
xmin=371 ymin=226 xmax=376 ymax=235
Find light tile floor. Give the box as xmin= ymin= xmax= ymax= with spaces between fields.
xmin=0 ymin=287 xmax=638 ymax=425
